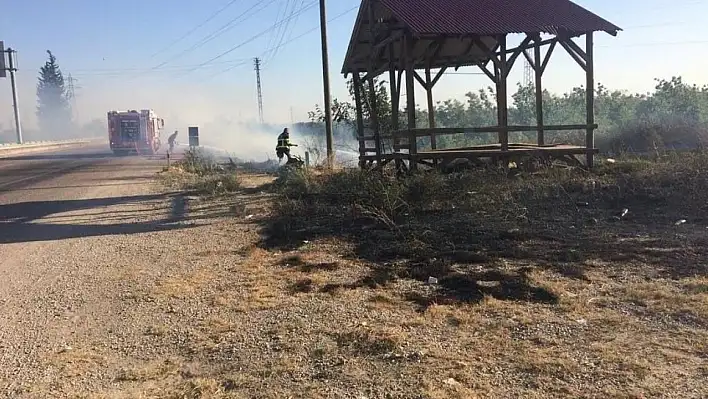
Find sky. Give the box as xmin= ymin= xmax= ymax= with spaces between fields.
xmin=1 ymin=0 xmax=708 ymax=133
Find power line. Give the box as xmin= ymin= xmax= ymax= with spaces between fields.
xmin=263 ymin=0 xmax=296 ymax=63
xmin=57 ymin=12 xmax=708 ymax=81
xmin=148 ymin=0 xmax=242 ymax=59
xmin=200 ymin=4 xmax=358 ymax=82
xmin=174 ymin=0 xmax=319 ymax=78
xmin=264 ymin=0 xmax=291 ymax=57
xmin=143 ymin=0 xmax=278 ymax=75
xmin=264 ymin=0 xmax=305 ymax=64
xmin=69 ymin=58 xmax=250 ymax=77
xmin=598 ymin=39 xmax=708 ymax=48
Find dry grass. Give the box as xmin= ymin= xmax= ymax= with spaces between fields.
xmin=251 ymin=150 xmax=707 ymax=397
xmin=158 ymin=148 xmax=243 ymax=195
xmin=40 ymin=151 xmax=706 ymax=398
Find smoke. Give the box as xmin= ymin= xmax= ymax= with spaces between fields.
xmin=187 ymin=118 xmax=361 ymax=166
xmin=195 ymin=119 xmax=279 ymax=162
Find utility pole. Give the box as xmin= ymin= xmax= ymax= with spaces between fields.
xmin=318 ymin=0 xmax=334 ymax=165
xmin=66 ymin=73 xmax=81 ymax=123
xmin=253 ymin=57 xmax=264 ymax=124
xmin=1 ymin=42 xmax=23 ymax=144
xmin=290 ymin=106 xmax=294 ymax=124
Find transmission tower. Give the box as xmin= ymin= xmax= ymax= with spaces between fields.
xmin=66 ymin=73 xmax=81 ymax=122
xmin=254 ymin=57 xmax=264 ymax=124
xmin=523 ymin=54 xmax=533 ymax=87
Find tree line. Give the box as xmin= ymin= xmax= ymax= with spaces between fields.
xmin=4 ymin=50 xmax=707 ymax=155
xmin=0 ymin=51 xmax=102 ymax=143
xmin=307 ymin=75 xmax=708 ymax=154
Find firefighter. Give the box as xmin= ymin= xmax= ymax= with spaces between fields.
xmin=275 ymin=128 xmax=297 ymax=162
xmin=167 ymin=130 xmax=178 ymax=153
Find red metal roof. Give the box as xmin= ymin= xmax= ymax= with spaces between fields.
xmin=379 ymin=0 xmax=621 ymax=36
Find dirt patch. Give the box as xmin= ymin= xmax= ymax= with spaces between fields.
xmin=17 ymin=154 xmax=708 ymax=398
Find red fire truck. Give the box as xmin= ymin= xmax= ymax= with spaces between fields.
xmin=107 ymin=109 xmax=164 ymax=155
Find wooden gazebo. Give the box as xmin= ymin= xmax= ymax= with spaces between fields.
xmin=341 ymin=0 xmax=621 ymax=170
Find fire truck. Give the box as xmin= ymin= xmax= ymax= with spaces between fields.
xmin=107 ymin=109 xmax=164 ymax=155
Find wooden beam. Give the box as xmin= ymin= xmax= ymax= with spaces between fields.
xmin=505 ymin=36 xmax=532 ymax=78
xmin=558 ymin=38 xmax=586 ymax=71
xmin=389 ymin=74 xmax=399 ymax=129
xmin=413 ymin=70 xmax=427 ymax=88
xmin=422 ymin=39 xmax=439 ymax=58
xmin=389 ymin=40 xmax=400 ymax=165
xmin=389 ymin=44 xmax=400 ymax=131
xmin=453 ymin=38 xmax=478 ymax=69
xmin=367 ymin=69 xmax=382 ymax=162
xmin=404 ymin=34 xmax=417 ymax=170
xmin=522 ymin=49 xmax=536 ymax=70
xmin=562 ymin=37 xmax=588 ymax=62
xmin=472 ymin=37 xmax=500 ymax=68
xmin=390 ymin=41 xmax=402 ymax=171
xmin=534 ymin=37 xmax=544 ymax=146
xmin=425 ymin=66 xmax=437 ymax=150
xmin=476 ymin=61 xmax=496 ymax=82
xmin=361 ymin=64 xmax=388 ymax=82
xmin=368 ymin=29 xmax=405 ymax=71
xmin=353 ymin=73 xmax=366 ymax=164
xmin=391 ymin=124 xmax=598 ymax=137
xmin=497 ymin=35 xmax=509 ymax=152
xmin=396 ymin=69 xmax=403 ymax=103
xmin=501 ymin=37 xmax=556 ymax=55
xmin=430 ymin=66 xmax=447 ymax=87
xmin=428 ymin=39 xmax=445 ymax=65
xmin=372 ymin=30 xmax=404 ymax=52
xmin=366 ymin=0 xmax=376 ymax=42
xmin=585 ymin=32 xmax=595 ymax=168
xmin=540 ymin=40 xmax=557 ymax=74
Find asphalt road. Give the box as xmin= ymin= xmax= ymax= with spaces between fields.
xmin=0 ymin=143 xmax=193 ymax=396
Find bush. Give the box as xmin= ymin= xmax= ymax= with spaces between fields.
xmin=165 ymin=147 xmax=241 ymax=195
xmin=188 ymin=174 xmax=241 ymax=195
xmin=177 ymin=148 xmax=222 ymax=176
xmin=597 ymin=121 xmax=708 ymax=155
xmin=268 ymin=150 xmax=708 ymax=242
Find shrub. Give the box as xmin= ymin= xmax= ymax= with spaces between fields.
xmin=177 ymin=148 xmax=222 ymax=176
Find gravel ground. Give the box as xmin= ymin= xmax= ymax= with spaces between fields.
xmin=0 ymin=147 xmax=193 ymax=397
xmin=1 ymin=149 xmax=706 ymax=398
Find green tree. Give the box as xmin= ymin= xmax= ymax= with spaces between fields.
xmin=307 ymin=98 xmax=353 ymax=126
xmin=36 ymin=50 xmax=72 ymax=138
xmin=312 ymin=72 xmax=708 ymax=155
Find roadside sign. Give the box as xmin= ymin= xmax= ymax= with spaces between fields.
xmin=188 ymin=126 xmax=199 ymax=147
xmin=0 ymin=41 xmax=6 ymax=78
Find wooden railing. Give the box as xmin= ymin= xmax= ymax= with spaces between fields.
xmin=390 ymin=124 xmax=597 ymax=139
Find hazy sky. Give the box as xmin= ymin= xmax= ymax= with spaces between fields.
xmin=1 ymin=0 xmax=707 ymax=131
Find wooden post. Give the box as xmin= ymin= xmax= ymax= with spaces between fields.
xmin=497 ymin=35 xmax=509 ymax=152
xmin=318 ymin=0 xmax=334 ymax=166
xmin=389 ymin=45 xmax=399 ymax=132
xmin=389 ymin=43 xmax=401 ymax=171
xmin=425 ymin=66 xmax=436 ymax=150
xmin=353 ymin=73 xmax=366 ymax=168
xmin=404 ymin=34 xmax=417 ymax=170
xmin=534 ymin=37 xmax=545 ymax=146
xmin=585 ymin=32 xmax=595 ymax=167
xmin=367 ymin=73 xmax=382 ymax=164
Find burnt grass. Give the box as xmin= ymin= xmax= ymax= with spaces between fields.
xmin=260 ymin=151 xmax=708 ymax=309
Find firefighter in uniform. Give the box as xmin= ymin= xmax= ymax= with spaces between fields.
xmin=275 ymin=128 xmax=297 ymax=162
xmin=167 ymin=130 xmax=178 ymax=153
